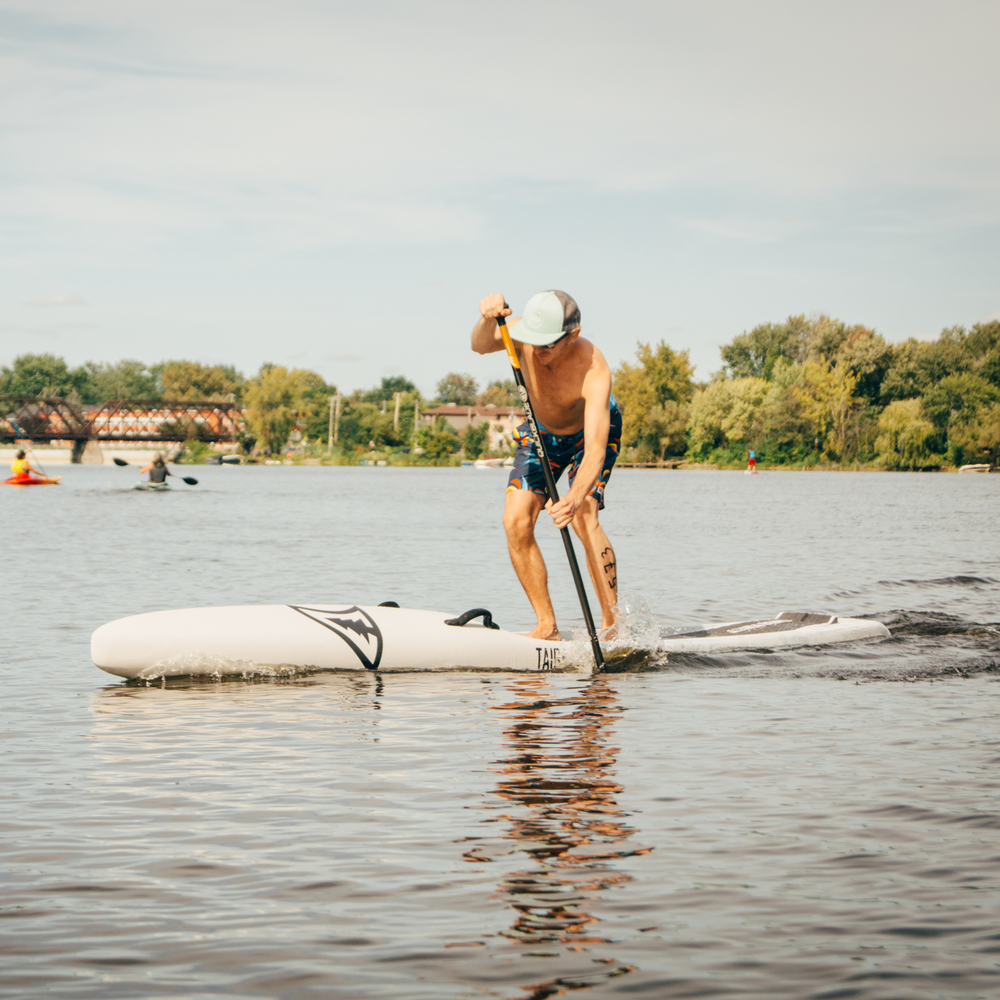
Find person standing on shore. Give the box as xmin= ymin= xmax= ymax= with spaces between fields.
xmin=471 ymin=290 xmax=622 ymax=640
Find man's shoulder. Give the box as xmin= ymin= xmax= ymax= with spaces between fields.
xmin=576 ymin=337 xmax=610 ymax=377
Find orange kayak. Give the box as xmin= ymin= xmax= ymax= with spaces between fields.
xmin=3 ymin=473 xmax=62 ymax=486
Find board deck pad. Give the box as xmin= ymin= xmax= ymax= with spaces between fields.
xmin=668 ymin=612 xmax=837 ymax=640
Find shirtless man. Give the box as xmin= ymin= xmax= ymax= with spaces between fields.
xmin=471 ymin=290 xmax=622 ymax=640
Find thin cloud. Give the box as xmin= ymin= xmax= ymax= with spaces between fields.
xmin=327 ymin=352 xmax=362 ymax=362
xmin=27 ymin=293 xmax=88 ymax=307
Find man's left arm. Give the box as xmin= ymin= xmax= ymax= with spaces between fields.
xmin=547 ymin=369 xmax=611 ymax=529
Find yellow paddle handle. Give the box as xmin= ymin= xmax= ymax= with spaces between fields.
xmin=496 ymin=315 xmax=520 ymax=370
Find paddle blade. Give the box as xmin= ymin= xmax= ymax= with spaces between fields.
xmin=182 ymin=476 xmax=198 ymax=485
xmin=112 ymin=457 xmax=130 ymax=467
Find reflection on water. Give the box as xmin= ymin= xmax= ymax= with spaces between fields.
xmin=469 ymin=676 xmax=648 ymax=996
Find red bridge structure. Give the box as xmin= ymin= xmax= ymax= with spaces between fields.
xmin=0 ymin=397 xmax=243 ymax=462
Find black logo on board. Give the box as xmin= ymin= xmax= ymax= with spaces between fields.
xmin=289 ymin=605 xmax=384 ymax=670
xmin=536 ymin=647 xmax=561 ymax=671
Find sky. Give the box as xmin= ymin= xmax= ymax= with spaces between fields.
xmin=1 ymin=0 xmax=998 ymax=394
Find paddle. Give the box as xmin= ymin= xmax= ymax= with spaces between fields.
xmin=496 ymin=312 xmax=605 ymax=670
xmin=112 ymin=456 xmax=198 ymax=485
xmin=27 ymin=449 xmax=50 ymax=479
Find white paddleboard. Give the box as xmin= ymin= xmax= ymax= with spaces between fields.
xmin=91 ymin=603 xmax=577 ymax=679
xmin=655 ymin=612 xmax=889 ymax=654
xmin=91 ymin=604 xmax=890 ymax=680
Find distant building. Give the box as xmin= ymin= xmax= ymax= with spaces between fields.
xmin=420 ymin=404 xmax=525 ymax=453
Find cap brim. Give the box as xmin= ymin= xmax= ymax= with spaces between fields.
xmin=508 ymin=317 xmax=565 ymax=346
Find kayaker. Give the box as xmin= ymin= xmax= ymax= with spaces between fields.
xmin=10 ymin=450 xmax=42 ymax=478
xmin=471 ymin=290 xmax=621 ymax=640
xmin=139 ymin=453 xmax=171 ymax=484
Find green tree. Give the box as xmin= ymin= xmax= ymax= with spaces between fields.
xmin=417 ymin=416 xmax=459 ymax=461
xmin=0 ymin=353 xmax=87 ymax=398
xmin=435 ymin=372 xmax=479 ymax=405
xmin=874 ymin=398 xmax=938 ymax=469
xmin=795 ymin=361 xmax=860 ymax=461
xmin=836 ymin=329 xmax=893 ymax=406
xmin=718 ymin=317 xmax=809 ymax=379
xmin=362 ymin=375 xmax=417 ymax=404
xmin=688 ymin=376 xmax=769 ymax=461
xmin=948 ymin=401 xmax=1000 ymax=467
xmin=243 ymin=364 xmax=323 ymax=454
xmin=923 ymin=373 xmax=998 ymax=429
xmin=462 ymin=421 xmax=489 ymax=459
xmin=719 ymin=315 xmax=872 ymax=380
xmin=79 ymin=359 xmax=160 ymax=403
xmin=478 ymin=379 xmax=519 ymax=406
xmin=634 ymin=400 xmax=689 ymax=461
xmin=613 ymin=340 xmax=695 ymax=454
xmin=157 ymin=360 xmax=246 ymax=402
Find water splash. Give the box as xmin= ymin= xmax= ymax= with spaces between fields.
xmin=135 ymin=651 xmax=304 ymax=681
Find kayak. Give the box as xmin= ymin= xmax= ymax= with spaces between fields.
xmin=131 ymin=481 xmax=172 ymax=491
xmin=3 ymin=473 xmax=62 ymax=486
xmin=90 ymin=604 xmax=890 ymax=680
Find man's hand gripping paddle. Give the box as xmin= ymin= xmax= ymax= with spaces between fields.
xmin=496 ymin=312 xmax=605 ymax=670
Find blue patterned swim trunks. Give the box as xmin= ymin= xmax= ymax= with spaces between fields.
xmin=506 ymin=396 xmax=622 ymax=510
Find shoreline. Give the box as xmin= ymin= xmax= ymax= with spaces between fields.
xmin=3 ymin=446 xmax=994 ymax=473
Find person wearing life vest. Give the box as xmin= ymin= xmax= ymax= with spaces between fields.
xmin=139 ymin=453 xmax=171 ymax=484
xmin=10 ymin=450 xmax=42 ymax=479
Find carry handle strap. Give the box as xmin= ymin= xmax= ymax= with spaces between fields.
xmin=444 ymin=608 xmax=500 ymax=630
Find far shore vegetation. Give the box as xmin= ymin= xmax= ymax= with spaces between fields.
xmin=2 ymin=314 xmax=999 ymax=470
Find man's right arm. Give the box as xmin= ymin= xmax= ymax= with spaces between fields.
xmin=471 ymin=293 xmax=513 ymax=355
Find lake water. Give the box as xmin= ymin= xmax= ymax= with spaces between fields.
xmin=2 ymin=465 xmax=999 ymax=998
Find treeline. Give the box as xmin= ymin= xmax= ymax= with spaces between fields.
xmin=612 ymin=316 xmax=1000 ymax=469
xmin=8 ymin=314 xmax=996 ymax=468
xmin=0 ymin=352 xmax=517 ymax=459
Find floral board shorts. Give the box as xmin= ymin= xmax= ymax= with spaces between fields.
xmin=506 ymin=396 xmax=622 ymax=510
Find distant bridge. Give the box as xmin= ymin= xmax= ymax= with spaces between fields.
xmin=0 ymin=397 xmax=243 ymax=462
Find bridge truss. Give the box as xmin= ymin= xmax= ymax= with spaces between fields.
xmin=0 ymin=397 xmax=244 ymax=455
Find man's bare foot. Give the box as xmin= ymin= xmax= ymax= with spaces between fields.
xmin=526 ymin=623 xmax=561 ymax=640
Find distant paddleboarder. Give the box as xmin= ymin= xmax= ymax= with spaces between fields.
xmin=471 ymin=290 xmax=621 ymax=640
xmin=747 ymin=449 xmax=757 ymax=474
xmin=140 ymin=453 xmax=171 ymax=485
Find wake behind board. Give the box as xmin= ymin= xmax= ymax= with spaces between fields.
xmin=91 ymin=603 xmax=576 ymax=679
xmin=656 ymin=612 xmax=888 ymax=654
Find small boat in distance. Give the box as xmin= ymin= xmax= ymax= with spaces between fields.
xmin=958 ymin=464 xmax=992 ymax=473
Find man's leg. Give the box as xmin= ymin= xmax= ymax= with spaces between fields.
xmin=570 ymin=496 xmax=618 ymax=633
xmin=502 ymin=489 xmax=559 ymax=640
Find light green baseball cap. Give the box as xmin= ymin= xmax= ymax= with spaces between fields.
xmin=512 ymin=290 xmax=581 ymax=346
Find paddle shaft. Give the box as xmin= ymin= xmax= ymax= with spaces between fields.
xmin=27 ymin=449 xmax=49 ymax=478
xmin=496 ymin=314 xmax=604 ymax=669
